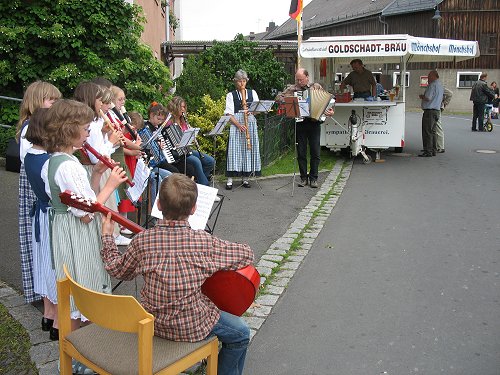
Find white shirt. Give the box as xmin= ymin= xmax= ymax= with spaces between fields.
xmin=42 ymin=152 xmax=96 ymax=218
xmin=224 ymin=89 xmax=259 ymax=116
xmin=19 ymin=126 xmax=33 ymax=164
xmin=85 ymin=118 xmax=115 ymax=164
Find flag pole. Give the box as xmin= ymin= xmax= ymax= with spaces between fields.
xmin=297 ymin=12 xmax=302 ymax=67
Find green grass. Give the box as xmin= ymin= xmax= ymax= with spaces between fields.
xmin=0 ymin=303 xmax=38 ymax=374
xmin=261 ymin=147 xmax=337 ymax=177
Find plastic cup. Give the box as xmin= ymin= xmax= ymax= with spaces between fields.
xmin=389 ymin=92 xmax=395 ymax=101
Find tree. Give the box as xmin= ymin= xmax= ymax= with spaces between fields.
xmin=0 ymin=0 xmax=172 ymax=110
xmin=175 ymin=34 xmax=288 ymax=113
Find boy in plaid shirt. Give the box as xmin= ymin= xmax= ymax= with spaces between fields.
xmin=101 ymin=173 xmax=254 ymax=375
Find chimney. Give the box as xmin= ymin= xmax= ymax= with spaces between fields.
xmin=266 ymin=22 xmax=276 ymax=32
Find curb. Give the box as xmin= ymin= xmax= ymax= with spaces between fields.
xmin=0 ymin=159 xmax=353 ymax=374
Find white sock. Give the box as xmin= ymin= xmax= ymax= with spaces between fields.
xmin=227 ymin=178 xmax=233 ymax=185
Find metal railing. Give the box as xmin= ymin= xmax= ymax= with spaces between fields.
xmin=258 ymin=113 xmax=295 ymax=167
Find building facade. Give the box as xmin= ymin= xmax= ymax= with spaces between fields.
xmin=264 ymin=0 xmax=499 ymax=111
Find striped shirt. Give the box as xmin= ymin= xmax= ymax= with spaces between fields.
xmin=101 ymin=219 xmax=254 ymax=342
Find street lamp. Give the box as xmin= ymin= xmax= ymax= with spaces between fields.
xmin=432 ymin=9 xmax=442 ymax=21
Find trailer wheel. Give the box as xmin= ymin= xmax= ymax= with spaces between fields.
xmin=362 ymin=154 xmax=372 ymax=164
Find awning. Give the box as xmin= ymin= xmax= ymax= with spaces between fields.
xmin=299 ymin=34 xmax=479 ymax=64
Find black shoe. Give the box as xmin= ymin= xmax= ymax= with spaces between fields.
xmin=432 ymin=151 xmax=437 ymax=156
xmin=297 ymin=178 xmax=308 ymax=187
xmin=472 ymin=128 xmax=477 ymax=131
xmin=49 ymin=327 xmax=59 ymax=341
xmin=418 ymin=152 xmax=433 ymax=157
xmin=41 ymin=317 xmax=53 ymax=331
xmin=478 ymin=128 xmax=485 ymax=132
xmin=225 ymin=182 xmax=232 ymax=190
xmin=242 ymin=180 xmax=250 ymax=188
xmin=309 ymin=179 xmax=318 ymax=188
xmin=437 ymin=149 xmax=445 ymax=153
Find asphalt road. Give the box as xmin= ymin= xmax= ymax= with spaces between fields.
xmin=245 ymin=112 xmax=500 ymax=374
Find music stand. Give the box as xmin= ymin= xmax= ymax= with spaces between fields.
xmin=176 ymin=127 xmax=199 ymax=176
xmin=276 ymin=96 xmax=306 ymax=197
xmin=248 ymin=100 xmax=274 ymax=113
xmin=207 ymin=116 xmax=231 ymax=189
xmin=232 ymin=101 xmax=275 ymax=194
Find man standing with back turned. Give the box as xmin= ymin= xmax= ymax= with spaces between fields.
xmin=419 ymin=70 xmax=444 ymax=157
xmin=470 ymin=73 xmax=495 ymax=131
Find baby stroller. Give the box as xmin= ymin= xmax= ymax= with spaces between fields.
xmin=484 ymin=105 xmax=493 ymax=132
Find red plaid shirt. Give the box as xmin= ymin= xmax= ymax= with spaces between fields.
xmin=101 ymin=219 xmax=254 ymax=342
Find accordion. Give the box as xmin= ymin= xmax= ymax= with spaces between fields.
xmin=161 ymin=123 xmax=192 ymax=162
xmin=308 ymin=88 xmax=334 ymax=121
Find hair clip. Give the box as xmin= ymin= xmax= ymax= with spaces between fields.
xmin=151 ymin=101 xmax=158 ymax=107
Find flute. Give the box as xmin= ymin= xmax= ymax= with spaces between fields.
xmin=240 ymin=88 xmax=252 ymax=150
xmin=115 ymin=105 xmax=138 ymax=142
xmin=82 ymin=142 xmax=135 ymax=187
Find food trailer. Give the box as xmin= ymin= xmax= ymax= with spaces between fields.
xmin=299 ymin=34 xmax=479 ymax=161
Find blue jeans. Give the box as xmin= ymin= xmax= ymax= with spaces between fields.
xmin=187 ymin=151 xmax=215 ymax=186
xmin=149 ymin=167 xmax=171 ymax=201
xmin=208 ymin=311 xmax=250 ymax=375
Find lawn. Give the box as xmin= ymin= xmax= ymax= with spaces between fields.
xmin=261 ymin=147 xmax=338 ymax=176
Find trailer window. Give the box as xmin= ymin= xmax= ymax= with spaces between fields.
xmin=457 ymin=72 xmax=481 ymax=88
xmin=392 ymin=72 xmax=410 ymax=88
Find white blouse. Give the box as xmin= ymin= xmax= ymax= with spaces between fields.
xmin=224 ymin=89 xmax=259 ymax=116
xmin=42 ymin=152 xmax=96 ymax=218
xmin=85 ymin=118 xmax=115 ymax=164
xmin=19 ymin=126 xmax=33 ymax=164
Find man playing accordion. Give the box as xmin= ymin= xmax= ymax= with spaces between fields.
xmin=276 ymin=68 xmax=334 ymax=188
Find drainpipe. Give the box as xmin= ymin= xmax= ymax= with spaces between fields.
xmin=165 ymin=1 xmax=170 ymax=42
xmin=378 ymin=15 xmax=389 ymax=35
xmin=378 ymin=15 xmax=389 ymax=75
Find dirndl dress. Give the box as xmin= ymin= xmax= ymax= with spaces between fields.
xmin=18 ymin=120 xmax=40 ymax=303
xmin=225 ymin=89 xmax=261 ymax=177
xmin=47 ymin=153 xmax=111 ymax=319
xmin=25 ymin=150 xmax=58 ymax=304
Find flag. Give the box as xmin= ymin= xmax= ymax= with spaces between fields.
xmin=289 ymin=0 xmax=303 ymax=21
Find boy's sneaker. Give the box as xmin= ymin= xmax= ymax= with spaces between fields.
xmin=114 ymin=234 xmax=131 ymax=246
xmin=309 ymin=179 xmax=318 ymax=188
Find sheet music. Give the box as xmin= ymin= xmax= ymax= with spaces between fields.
xmin=207 ymin=116 xmax=231 ymax=136
xmin=126 ymin=158 xmax=150 ymax=203
xmin=298 ymin=99 xmax=310 ymax=117
xmin=178 ymin=128 xmax=199 ymax=147
xmin=248 ymin=100 xmax=274 ymax=113
xmin=151 ymin=183 xmax=219 ymax=230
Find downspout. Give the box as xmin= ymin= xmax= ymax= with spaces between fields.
xmin=379 ymin=15 xmax=390 ymax=76
xmin=378 ymin=15 xmax=389 ymax=35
